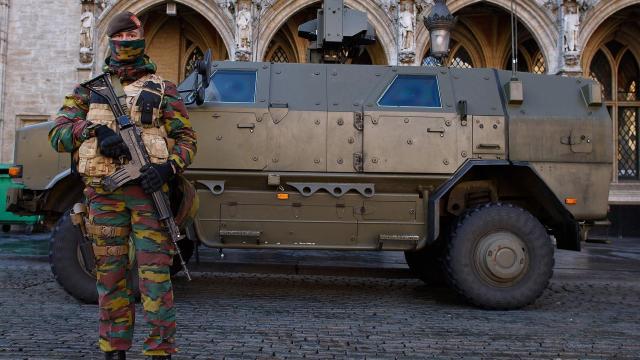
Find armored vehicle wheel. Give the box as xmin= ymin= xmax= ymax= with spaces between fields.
xmin=404 ymin=242 xmax=447 ymax=286
xmin=445 ymin=203 xmax=554 ymax=309
xmin=49 ymin=210 xmax=139 ymax=304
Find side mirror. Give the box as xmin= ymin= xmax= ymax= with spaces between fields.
xmin=193 ymin=49 xmax=212 ymax=106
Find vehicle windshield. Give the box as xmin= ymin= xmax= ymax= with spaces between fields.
xmin=179 ymin=69 xmax=257 ymax=105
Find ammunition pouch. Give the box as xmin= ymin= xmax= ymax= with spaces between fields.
xmin=85 ymin=221 xmax=131 ymax=238
xmin=136 ymin=89 xmax=162 ymax=125
xmin=92 ymin=244 xmax=129 ymax=257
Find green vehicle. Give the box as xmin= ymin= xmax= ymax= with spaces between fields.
xmin=7 ymin=58 xmax=612 ymax=309
xmin=0 ymin=163 xmax=40 ymax=232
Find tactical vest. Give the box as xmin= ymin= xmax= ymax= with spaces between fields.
xmin=78 ymin=74 xmax=170 ymax=181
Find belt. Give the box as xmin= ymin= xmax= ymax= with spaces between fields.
xmin=85 ymin=221 xmax=131 ymax=238
xmin=92 ymin=244 xmax=129 ymax=257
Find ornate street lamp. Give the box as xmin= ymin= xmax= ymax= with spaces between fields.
xmin=424 ymin=0 xmax=456 ymax=66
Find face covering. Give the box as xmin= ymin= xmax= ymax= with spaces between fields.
xmin=109 ymin=38 xmax=145 ymax=63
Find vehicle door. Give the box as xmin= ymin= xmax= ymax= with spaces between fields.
xmin=188 ymin=62 xmax=270 ymax=170
xmin=361 ymin=66 xmax=464 ymax=174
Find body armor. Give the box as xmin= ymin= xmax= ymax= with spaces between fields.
xmin=78 ymin=74 xmax=169 ymax=180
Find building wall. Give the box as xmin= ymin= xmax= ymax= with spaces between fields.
xmin=1 ymin=0 xmax=639 ymax=206
xmin=0 ymin=0 xmax=80 ymax=162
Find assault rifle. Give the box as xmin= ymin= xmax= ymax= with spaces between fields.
xmin=81 ymin=73 xmax=192 ymax=281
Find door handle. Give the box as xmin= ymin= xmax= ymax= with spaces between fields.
xmin=269 ymin=102 xmax=288 ymax=108
xmin=427 ymin=127 xmax=445 ymax=133
xmin=477 ymin=144 xmax=501 ymax=149
xmin=237 ymin=123 xmax=256 ymax=129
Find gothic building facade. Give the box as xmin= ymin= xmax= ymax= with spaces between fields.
xmin=0 ymin=0 xmax=639 ymax=227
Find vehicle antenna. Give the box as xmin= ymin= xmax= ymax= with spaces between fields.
xmin=510 ymin=0 xmax=518 ymax=79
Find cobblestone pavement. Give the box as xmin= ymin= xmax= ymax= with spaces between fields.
xmin=0 ymin=233 xmax=639 ymax=359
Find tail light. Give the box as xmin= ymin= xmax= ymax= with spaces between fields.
xmin=8 ymin=165 xmax=22 ymax=178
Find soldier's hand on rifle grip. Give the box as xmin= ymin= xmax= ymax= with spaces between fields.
xmin=140 ymin=161 xmax=175 ymax=194
xmin=95 ymin=125 xmax=132 ymax=160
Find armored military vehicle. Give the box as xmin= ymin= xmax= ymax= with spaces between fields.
xmin=7 ymin=0 xmax=611 ymax=309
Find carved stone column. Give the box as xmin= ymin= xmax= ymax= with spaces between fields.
xmin=0 ymin=0 xmax=9 ymax=125
xmin=397 ymin=0 xmax=417 ymax=65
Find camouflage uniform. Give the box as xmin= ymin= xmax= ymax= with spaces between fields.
xmin=49 ymin=56 xmax=196 ymax=356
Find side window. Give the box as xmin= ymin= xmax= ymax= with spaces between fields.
xmin=377 ymin=75 xmax=441 ymax=108
xmin=207 ymin=70 xmax=257 ymax=103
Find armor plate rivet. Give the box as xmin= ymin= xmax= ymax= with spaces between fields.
xmin=314 ymin=159 xmax=321 ymax=164
xmin=337 ymin=119 xmax=344 ymax=126
xmin=252 ymin=156 xmax=258 ymax=161
xmin=315 ymin=119 xmax=321 ymax=125
xmin=443 ymin=159 xmax=449 ymax=165
xmin=461 ymin=151 xmax=467 ymax=157
xmin=348 ymin=137 xmax=355 ymax=144
xmin=216 ymin=136 xmax=223 ymax=141
xmin=445 ymin=120 xmax=451 ymax=126
xmin=407 ymin=139 xmax=413 ymax=145
xmin=372 ymin=119 xmax=378 ymax=125
xmin=372 ymin=157 xmax=378 ymax=164
xmin=479 ymin=124 xmax=484 ymax=129
xmin=337 ymin=158 xmax=344 ymax=164
xmin=493 ymin=124 xmax=498 ymax=129
xmin=404 ymin=118 xmax=409 ymax=123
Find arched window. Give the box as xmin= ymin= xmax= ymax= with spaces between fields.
xmin=531 ymin=52 xmax=546 ymax=74
xmin=184 ymin=46 xmax=204 ymax=77
xmin=449 ymin=46 xmax=473 ymax=68
xmin=270 ymin=47 xmax=289 ymax=63
xmin=590 ymin=44 xmax=640 ymax=179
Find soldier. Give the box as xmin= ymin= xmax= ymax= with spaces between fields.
xmin=48 ymin=11 xmax=197 ymax=360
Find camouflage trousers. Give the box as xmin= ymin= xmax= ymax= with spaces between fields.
xmin=85 ymin=184 xmax=176 ymax=356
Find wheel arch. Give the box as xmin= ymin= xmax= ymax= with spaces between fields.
xmin=41 ymin=171 xmax=84 ymax=223
xmin=425 ymin=160 xmax=580 ymax=251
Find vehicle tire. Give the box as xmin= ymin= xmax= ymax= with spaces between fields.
xmin=445 ymin=203 xmax=554 ymax=309
xmin=404 ymin=242 xmax=447 ymax=286
xmin=49 ymin=211 xmax=139 ymax=304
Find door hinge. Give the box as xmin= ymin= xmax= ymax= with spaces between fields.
xmin=353 ymin=152 xmax=363 ymax=172
xmin=354 ymin=112 xmax=364 ymax=131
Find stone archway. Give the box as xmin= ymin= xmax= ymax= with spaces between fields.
xmin=96 ymin=0 xmax=234 ymax=74
xmin=256 ymin=0 xmax=396 ymax=64
xmin=580 ymin=0 xmax=640 ymax=55
xmin=415 ymin=0 xmax=556 ymax=71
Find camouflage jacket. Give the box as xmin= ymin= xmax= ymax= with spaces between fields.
xmin=48 ymin=71 xmax=197 ymax=173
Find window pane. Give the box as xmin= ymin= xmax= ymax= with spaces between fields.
xmin=270 ymin=47 xmax=289 ymax=63
xmin=618 ymin=107 xmax=638 ymax=179
xmin=184 ymin=47 xmax=204 ymax=78
xmin=378 ymin=75 xmax=441 ymax=108
xmin=208 ymin=70 xmax=256 ymax=103
xmin=590 ymin=49 xmax=613 ymax=101
xmin=532 ymin=52 xmax=546 ymax=74
xmin=617 ymin=50 xmax=639 ymax=101
xmin=449 ymin=46 xmax=473 ymax=69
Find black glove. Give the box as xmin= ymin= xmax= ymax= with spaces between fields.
xmin=140 ymin=162 xmax=175 ymax=194
xmin=95 ymin=125 xmax=131 ymax=160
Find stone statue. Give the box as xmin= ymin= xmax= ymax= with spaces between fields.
xmin=235 ymin=1 xmax=253 ymax=61
xmin=378 ymin=0 xmax=397 ymax=16
xmin=563 ymin=3 xmax=580 ymax=53
xmin=398 ymin=2 xmax=415 ymax=51
xmin=80 ymin=10 xmax=94 ymax=51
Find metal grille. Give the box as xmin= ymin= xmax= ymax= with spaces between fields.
xmin=532 ymin=52 xmax=546 ymax=74
xmin=449 ymin=47 xmax=473 ymax=68
xmin=270 ymin=47 xmax=289 ymax=63
xmin=618 ymin=107 xmax=639 ymax=179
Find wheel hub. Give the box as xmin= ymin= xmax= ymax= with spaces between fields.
xmin=475 ymin=231 xmax=528 ymax=284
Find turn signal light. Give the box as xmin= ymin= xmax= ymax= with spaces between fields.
xmin=8 ymin=166 xmax=22 ymax=178
xmin=565 ymin=198 xmax=577 ymax=205
xmin=277 ymin=193 xmax=289 ymax=200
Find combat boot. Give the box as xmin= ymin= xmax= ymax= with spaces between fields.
xmin=104 ymin=350 xmax=126 ymax=360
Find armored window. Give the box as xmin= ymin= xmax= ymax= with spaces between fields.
xmin=207 ymin=70 xmax=257 ymax=103
xmin=377 ymin=75 xmax=441 ymax=108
